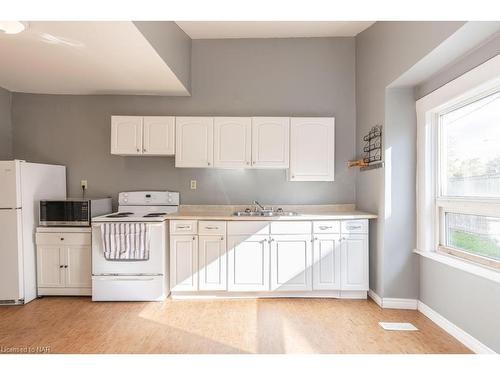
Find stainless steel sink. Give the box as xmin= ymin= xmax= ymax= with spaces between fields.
xmin=233 ymin=209 xmax=299 ymax=217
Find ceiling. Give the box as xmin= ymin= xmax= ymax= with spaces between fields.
xmin=175 ymin=21 xmax=375 ymax=39
xmin=0 ymin=21 xmax=189 ymax=95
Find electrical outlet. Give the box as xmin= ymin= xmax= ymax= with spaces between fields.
xmin=190 ymin=180 xmax=197 ymax=190
xmin=81 ymin=180 xmax=88 ymax=189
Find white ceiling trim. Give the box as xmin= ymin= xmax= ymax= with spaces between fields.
xmin=175 ymin=21 xmax=375 ymax=39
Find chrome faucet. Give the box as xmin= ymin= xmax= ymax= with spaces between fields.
xmin=253 ymin=200 xmax=266 ymax=212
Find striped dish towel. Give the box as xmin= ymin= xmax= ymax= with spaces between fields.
xmin=100 ymin=223 xmax=150 ymax=260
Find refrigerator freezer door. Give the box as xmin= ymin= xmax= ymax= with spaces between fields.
xmin=0 ymin=161 xmax=21 ymax=208
xmin=0 ymin=208 xmax=23 ymax=302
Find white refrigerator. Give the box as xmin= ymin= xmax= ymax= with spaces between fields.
xmin=0 ymin=160 xmax=66 ymax=305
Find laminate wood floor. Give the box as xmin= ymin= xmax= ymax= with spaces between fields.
xmin=0 ymin=297 xmax=471 ymax=354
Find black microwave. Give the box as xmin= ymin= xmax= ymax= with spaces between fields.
xmin=39 ymin=198 xmax=112 ymax=227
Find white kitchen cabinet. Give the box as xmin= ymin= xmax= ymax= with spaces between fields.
xmin=36 ymin=231 xmax=91 ymax=295
xmin=170 ymin=235 xmax=198 ymax=291
xmin=289 ymin=117 xmax=335 ymax=181
xmin=111 ymin=116 xmax=143 ymax=155
xmin=227 ymin=235 xmax=270 ymax=291
xmin=65 ymin=246 xmax=93 ymax=288
xmin=111 ymin=116 xmax=175 ymax=156
xmin=143 ymin=116 xmax=175 ymax=155
xmin=214 ymin=117 xmax=252 ymax=168
xmin=37 ymin=245 xmax=65 ymax=288
xmin=312 ymin=234 xmax=341 ymax=290
xmin=251 ymin=117 xmax=290 ymax=169
xmin=175 ymin=117 xmax=214 ymax=168
xmin=198 ymin=235 xmax=227 ymax=291
xmin=270 ymin=234 xmax=312 ymax=291
xmin=340 ymin=233 xmax=369 ymax=291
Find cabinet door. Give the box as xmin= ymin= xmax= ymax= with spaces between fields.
xmin=37 ymin=246 xmax=64 ymax=288
xmin=175 ymin=117 xmax=214 ymax=168
xmin=170 ymin=235 xmax=198 ymax=291
xmin=64 ymin=246 xmax=91 ymax=288
xmin=227 ymin=235 xmax=270 ymax=291
xmin=143 ymin=116 xmax=175 ymax=155
xmin=340 ymin=234 xmax=369 ymax=291
xmin=111 ymin=116 xmax=143 ymax=155
xmin=214 ymin=117 xmax=252 ymax=168
xmin=312 ymin=234 xmax=341 ymax=290
xmin=270 ymin=234 xmax=312 ymax=291
xmin=290 ymin=117 xmax=335 ymax=181
xmin=198 ymin=235 xmax=227 ymax=291
xmin=251 ymin=117 xmax=290 ymax=168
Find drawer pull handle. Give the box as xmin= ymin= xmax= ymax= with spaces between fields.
xmin=177 ymin=225 xmax=191 ymax=229
xmin=319 ymin=226 xmax=332 ymax=230
xmin=205 ymin=226 xmax=219 ymax=230
xmin=347 ymin=225 xmax=362 ymax=230
xmin=60 ymin=238 xmax=65 ymax=241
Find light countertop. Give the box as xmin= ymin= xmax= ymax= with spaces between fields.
xmin=166 ymin=204 xmax=377 ymax=221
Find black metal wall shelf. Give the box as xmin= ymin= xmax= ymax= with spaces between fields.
xmin=362 ymin=125 xmax=383 ymax=170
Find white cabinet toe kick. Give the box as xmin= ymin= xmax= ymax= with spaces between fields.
xmin=169 ymin=219 xmax=369 ymax=299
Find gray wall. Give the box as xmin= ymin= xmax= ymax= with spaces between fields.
xmin=420 ymin=257 xmax=500 ymax=352
xmin=355 ymin=21 xmax=465 ymax=297
xmin=0 ymin=86 xmax=12 ymax=159
xmin=416 ymin=33 xmax=500 ymax=353
xmin=12 ymin=37 xmax=356 ymax=208
xmin=134 ymin=21 xmax=192 ymax=93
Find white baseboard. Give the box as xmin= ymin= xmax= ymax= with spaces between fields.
xmin=417 ymin=301 xmax=496 ymax=354
xmin=368 ymin=289 xmax=418 ymax=309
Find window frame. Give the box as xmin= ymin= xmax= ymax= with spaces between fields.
xmin=416 ymin=55 xmax=500 ymax=272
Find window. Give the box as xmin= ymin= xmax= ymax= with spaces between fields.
xmin=436 ymin=88 xmax=500 ymax=269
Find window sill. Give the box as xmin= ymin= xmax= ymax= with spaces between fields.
xmin=414 ymin=249 xmax=500 ymax=284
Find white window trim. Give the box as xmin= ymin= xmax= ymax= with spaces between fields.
xmin=416 ymin=54 xmax=500 ymax=281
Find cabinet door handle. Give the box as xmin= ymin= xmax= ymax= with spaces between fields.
xmin=207 ymin=162 xmax=211 ymax=166
xmin=269 ymin=238 xmax=275 ymax=242
xmin=136 ymin=148 xmax=140 ymax=153
xmin=260 ymin=239 xmax=268 ymax=244
xmin=60 ymin=237 xmax=64 ymax=241
xmin=64 ymin=265 xmax=68 ymax=268
xmin=192 ymin=236 xmax=196 ymax=241
xmin=143 ymin=148 xmax=147 ymax=152
xmin=220 ymin=236 xmax=224 ymax=241
xmin=59 ymin=265 xmax=64 ymax=268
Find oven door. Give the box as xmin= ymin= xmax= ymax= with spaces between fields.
xmin=40 ymin=200 xmax=90 ymax=226
xmin=92 ymin=222 xmax=166 ymax=275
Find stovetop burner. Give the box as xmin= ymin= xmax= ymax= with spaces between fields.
xmin=143 ymin=212 xmax=167 ymax=217
xmin=106 ymin=212 xmax=134 ymax=218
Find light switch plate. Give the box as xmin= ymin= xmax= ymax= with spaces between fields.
xmin=190 ymin=180 xmax=197 ymax=190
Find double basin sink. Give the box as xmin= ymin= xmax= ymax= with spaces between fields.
xmin=233 ymin=209 xmax=299 ymax=217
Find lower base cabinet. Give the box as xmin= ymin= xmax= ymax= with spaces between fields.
xmin=199 ymin=235 xmax=227 ymax=291
xmin=340 ymin=234 xmax=369 ymax=290
xmin=227 ymin=235 xmax=270 ymax=291
xmin=169 ymin=219 xmax=369 ymax=297
xmin=312 ymin=234 xmax=341 ymax=290
xmin=36 ymin=230 xmax=91 ymax=296
xmin=170 ymin=235 xmax=198 ymax=292
xmin=270 ymin=234 xmax=312 ymax=291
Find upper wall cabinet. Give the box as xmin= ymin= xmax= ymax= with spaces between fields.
xmin=289 ymin=117 xmax=335 ymax=181
xmin=111 ymin=116 xmax=175 ymax=156
xmin=214 ymin=117 xmax=252 ymax=168
xmin=143 ymin=116 xmax=175 ymax=155
xmin=175 ymin=117 xmax=214 ymax=168
xmin=251 ymin=117 xmax=290 ymax=169
xmin=111 ymin=116 xmax=143 ymax=155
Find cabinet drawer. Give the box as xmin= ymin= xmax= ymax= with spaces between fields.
xmin=270 ymin=221 xmax=311 ymax=234
xmin=313 ymin=221 xmax=340 ymax=234
xmin=341 ymin=220 xmax=368 ymax=234
xmin=36 ymin=232 xmax=91 ymax=246
xmin=170 ymin=220 xmax=198 ymax=235
xmin=227 ymin=221 xmax=270 ymax=235
xmin=198 ymin=221 xmax=226 ymax=235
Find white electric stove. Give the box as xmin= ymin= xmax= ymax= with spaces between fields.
xmin=91 ymin=191 xmax=179 ymax=301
